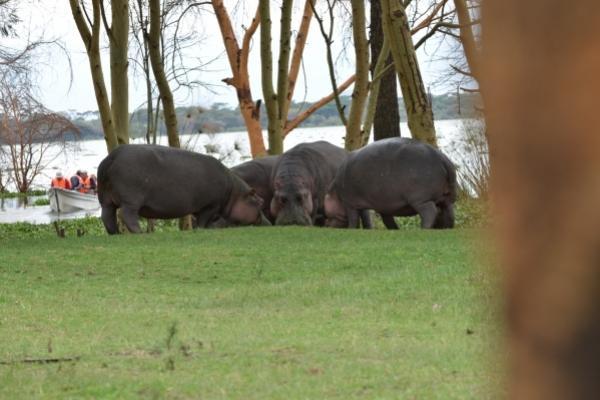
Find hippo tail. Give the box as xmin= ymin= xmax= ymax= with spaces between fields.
xmin=441 ymin=154 xmax=457 ymax=204
xmin=96 ymin=151 xmax=115 ymax=206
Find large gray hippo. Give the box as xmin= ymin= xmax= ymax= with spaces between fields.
xmin=97 ymin=144 xmax=270 ymax=234
xmin=270 ymin=141 xmax=367 ymax=226
xmin=324 ymin=138 xmax=457 ymax=229
xmin=231 ymin=155 xmax=279 ymax=223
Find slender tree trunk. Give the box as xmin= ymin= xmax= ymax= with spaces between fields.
xmin=277 ymin=0 xmax=293 ymax=134
xmin=68 ymin=0 xmax=118 ymax=152
xmin=370 ymin=0 xmax=400 ymax=141
xmin=454 ymin=0 xmax=481 ymax=82
xmin=345 ymin=0 xmax=369 ymax=151
xmin=482 ymin=1 xmax=600 ymax=398
xmin=212 ymin=0 xmax=267 ymax=157
xmin=148 ymin=0 xmax=180 ymax=149
xmin=281 ymin=0 xmax=313 ymax=127
xmin=380 ymin=0 xmax=437 ymax=147
xmin=149 ymin=0 xmax=190 ymax=230
xmin=362 ymin=37 xmax=390 ymax=146
xmin=259 ymin=0 xmax=283 ymax=155
xmin=110 ymin=0 xmax=129 ymax=146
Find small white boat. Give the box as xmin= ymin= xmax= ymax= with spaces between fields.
xmin=48 ymin=188 xmax=100 ymax=213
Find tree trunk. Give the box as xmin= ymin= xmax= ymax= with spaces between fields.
xmin=148 ymin=0 xmax=180 ymax=149
xmin=454 ymin=0 xmax=481 ymax=82
xmin=277 ymin=0 xmax=293 ymax=134
xmin=259 ymin=0 xmax=283 ymax=155
xmin=380 ymin=0 xmax=437 ymax=147
xmin=281 ymin=0 xmax=313 ymax=127
xmin=68 ymin=0 xmax=118 ymax=152
xmin=110 ymin=0 xmax=129 ymax=146
xmin=212 ymin=0 xmax=267 ymax=158
xmin=483 ymin=1 xmax=600 ymax=398
xmin=345 ymin=0 xmax=369 ymax=151
xmin=370 ymin=0 xmax=400 ymax=141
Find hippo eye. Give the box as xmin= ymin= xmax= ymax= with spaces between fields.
xmin=295 ymin=194 xmax=302 ymax=203
xmin=279 ymin=195 xmax=287 ymax=204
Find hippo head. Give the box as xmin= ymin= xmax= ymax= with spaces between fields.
xmin=271 ymin=178 xmax=314 ymax=226
xmin=324 ymin=191 xmax=347 ymax=228
xmin=228 ymin=188 xmax=271 ymax=226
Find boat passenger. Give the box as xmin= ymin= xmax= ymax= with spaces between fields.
xmin=71 ymin=170 xmax=92 ymax=193
xmin=51 ymin=172 xmax=71 ymax=189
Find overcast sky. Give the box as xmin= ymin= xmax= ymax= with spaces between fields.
xmin=7 ymin=1 xmax=451 ymax=112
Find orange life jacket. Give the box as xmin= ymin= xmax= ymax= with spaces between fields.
xmin=74 ymin=175 xmax=91 ymax=193
xmin=51 ymin=177 xmax=70 ymax=189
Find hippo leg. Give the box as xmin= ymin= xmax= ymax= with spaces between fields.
xmin=121 ymin=206 xmax=142 ymax=233
xmin=381 ymin=214 xmax=399 ymax=230
xmin=101 ymin=204 xmax=119 ymax=235
xmin=347 ymin=209 xmax=360 ymax=228
xmin=413 ymin=201 xmax=439 ymax=229
xmin=194 ymin=205 xmax=220 ymax=228
xmin=359 ymin=210 xmax=372 ymax=229
xmin=434 ymin=203 xmax=455 ymax=229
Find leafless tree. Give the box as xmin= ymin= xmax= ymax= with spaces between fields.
xmin=0 ymin=72 xmax=78 ymax=193
xmin=129 ymin=0 xmax=213 ymax=145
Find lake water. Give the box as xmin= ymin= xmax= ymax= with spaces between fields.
xmin=0 ymin=120 xmax=468 ymax=224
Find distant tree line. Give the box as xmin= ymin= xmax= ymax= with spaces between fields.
xmin=67 ymin=92 xmax=482 ymax=141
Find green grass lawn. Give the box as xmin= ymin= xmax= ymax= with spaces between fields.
xmin=0 ymin=227 xmax=502 ymax=399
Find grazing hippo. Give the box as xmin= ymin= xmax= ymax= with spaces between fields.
xmin=97 ymin=144 xmax=270 ymax=234
xmin=324 ymin=137 xmax=457 ymax=229
xmin=270 ymin=141 xmax=361 ymax=226
xmin=231 ymin=155 xmax=279 ymax=223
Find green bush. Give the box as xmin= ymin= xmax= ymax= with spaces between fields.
xmin=33 ymin=198 xmax=50 ymax=206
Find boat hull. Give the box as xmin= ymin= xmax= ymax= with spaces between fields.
xmin=48 ymin=188 xmax=100 ymax=213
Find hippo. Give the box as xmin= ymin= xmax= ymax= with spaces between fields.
xmin=324 ymin=137 xmax=457 ymax=229
xmin=97 ymin=144 xmax=270 ymax=234
xmin=270 ymin=141 xmax=370 ymax=227
xmin=231 ymin=155 xmax=279 ymax=223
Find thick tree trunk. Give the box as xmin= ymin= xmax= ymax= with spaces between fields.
xmin=370 ymin=0 xmax=400 ymax=141
xmin=482 ymin=1 xmax=600 ymax=399
xmin=68 ymin=0 xmax=118 ymax=152
xmin=110 ymin=0 xmax=129 ymax=146
xmin=380 ymin=0 xmax=437 ymax=147
xmin=345 ymin=0 xmax=369 ymax=151
xmin=148 ymin=0 xmax=180 ymax=149
xmin=212 ymin=0 xmax=267 ymax=157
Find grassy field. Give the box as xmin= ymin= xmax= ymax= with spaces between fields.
xmin=0 ymin=227 xmax=502 ymax=399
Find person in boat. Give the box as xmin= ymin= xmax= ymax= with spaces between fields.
xmin=71 ymin=170 xmax=92 ymax=193
xmin=50 ymin=171 xmax=71 ymax=189
xmin=89 ymin=174 xmax=97 ymax=194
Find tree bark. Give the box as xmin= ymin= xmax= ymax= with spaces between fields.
xmin=380 ymin=0 xmax=437 ymax=147
xmin=148 ymin=0 xmax=180 ymax=149
xmin=370 ymin=0 xmax=400 ymax=141
xmin=109 ymin=0 xmax=129 ymax=146
xmin=345 ymin=0 xmax=370 ymax=151
xmin=68 ymin=0 xmax=118 ymax=152
xmin=482 ymin=1 xmax=600 ymax=398
xmin=212 ymin=0 xmax=267 ymax=157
